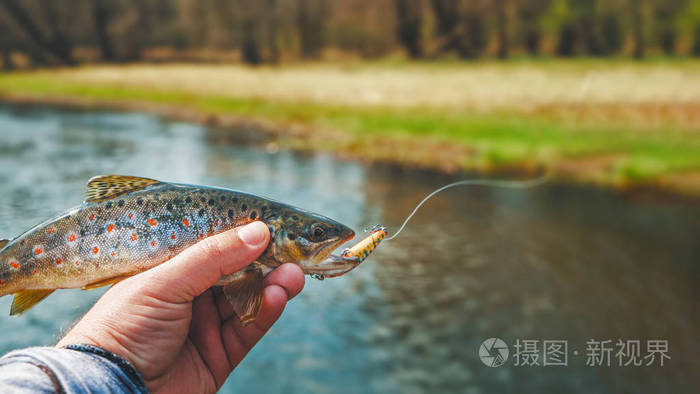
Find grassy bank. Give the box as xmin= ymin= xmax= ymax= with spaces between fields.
xmin=1 ymin=61 xmax=700 ymax=195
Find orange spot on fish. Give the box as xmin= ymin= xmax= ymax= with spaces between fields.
xmin=111 ymin=251 xmax=116 ymax=257
xmin=214 ymin=219 xmax=220 ymax=226
xmin=171 ymin=233 xmax=176 ymax=240
xmin=89 ymin=214 xmax=96 ymax=221
xmin=128 ymin=213 xmax=134 ymax=219
xmin=183 ymin=219 xmax=189 ymax=227
xmin=151 ymin=240 xmax=157 ymax=247
xmin=33 ymin=270 xmax=38 ymax=275
xmin=68 ymin=234 xmax=77 ymax=242
xmin=130 ymin=233 xmax=138 ymax=242
xmin=10 ymin=261 xmax=19 ymax=269
xmin=55 ymin=257 xmax=62 ymax=265
xmin=107 ymin=224 xmax=115 ymax=233
xmin=47 ymin=227 xmax=55 ymax=234
xmin=34 ymin=248 xmax=43 ymax=256
xmin=198 ymin=233 xmax=204 ymax=239
xmin=75 ymin=260 xmax=80 ymax=266
xmin=147 ymin=218 xmax=158 ymax=226
xmin=92 ymin=246 xmax=99 ymax=255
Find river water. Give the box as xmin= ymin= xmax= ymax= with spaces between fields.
xmin=0 ymin=104 xmax=698 ymax=393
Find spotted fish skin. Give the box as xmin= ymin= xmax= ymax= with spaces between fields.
xmin=0 ymin=179 xmax=355 ymax=303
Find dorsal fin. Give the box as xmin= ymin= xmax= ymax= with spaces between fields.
xmin=85 ymin=175 xmax=161 ymax=203
xmin=0 ymin=239 xmax=9 ymax=250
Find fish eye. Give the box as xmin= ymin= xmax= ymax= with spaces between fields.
xmin=311 ymin=224 xmax=325 ymax=238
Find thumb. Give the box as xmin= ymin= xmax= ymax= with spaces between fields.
xmin=140 ymin=221 xmax=270 ymax=303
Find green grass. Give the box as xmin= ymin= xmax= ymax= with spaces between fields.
xmin=1 ymin=69 xmax=699 ymax=186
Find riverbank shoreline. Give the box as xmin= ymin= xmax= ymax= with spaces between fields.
xmin=1 ymin=63 xmax=699 ymax=200
xmin=3 ymin=94 xmax=698 ymax=204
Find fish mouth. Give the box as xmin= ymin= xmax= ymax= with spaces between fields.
xmin=304 ymin=230 xmax=363 ymax=277
xmin=311 ymin=230 xmax=355 ymax=264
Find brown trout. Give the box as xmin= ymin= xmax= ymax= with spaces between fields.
xmin=0 ymin=175 xmax=365 ymax=325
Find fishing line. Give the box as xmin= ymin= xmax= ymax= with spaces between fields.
xmin=382 ymin=173 xmax=550 ymax=241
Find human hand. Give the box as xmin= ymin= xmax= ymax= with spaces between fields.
xmin=57 ymin=221 xmax=305 ymax=393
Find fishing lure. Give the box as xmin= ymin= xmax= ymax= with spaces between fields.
xmin=310 ymin=225 xmax=387 ymax=281
xmin=343 ymin=225 xmax=386 ymax=263
xmin=314 ymin=173 xmax=551 ymax=281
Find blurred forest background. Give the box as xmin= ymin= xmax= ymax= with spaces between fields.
xmin=2 ymin=5 xmax=700 ymax=394
xmin=1 ymin=0 xmax=699 ymax=196
xmin=1 ymin=0 xmax=700 ymax=68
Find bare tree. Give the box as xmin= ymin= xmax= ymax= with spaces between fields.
xmin=266 ymin=0 xmax=278 ymax=63
xmin=517 ymin=0 xmax=551 ymax=54
xmin=494 ymin=0 xmax=509 ymax=59
xmin=394 ymin=0 xmax=423 ymax=58
xmin=297 ymin=0 xmax=326 ymax=59
xmin=0 ymin=0 xmax=76 ymax=65
xmin=241 ymin=19 xmax=261 ymax=65
xmin=92 ymin=0 xmax=115 ymax=61
xmin=430 ymin=0 xmax=459 ymax=52
xmin=459 ymin=7 xmax=487 ymax=59
xmin=0 ymin=20 xmax=14 ymax=69
xmin=654 ymin=0 xmax=684 ymax=55
xmin=631 ymin=0 xmax=645 ymax=58
xmin=0 ymin=0 xmax=693 ymax=66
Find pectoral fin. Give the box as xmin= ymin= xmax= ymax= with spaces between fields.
xmin=10 ymin=289 xmax=55 ymax=316
xmin=219 ymin=266 xmax=264 ymax=326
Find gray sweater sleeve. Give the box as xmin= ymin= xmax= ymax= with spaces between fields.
xmin=0 ymin=345 xmax=148 ymax=393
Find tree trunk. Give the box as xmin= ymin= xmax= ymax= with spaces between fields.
xmin=297 ymin=0 xmax=325 ymax=59
xmin=457 ymin=11 xmax=486 ymax=59
xmin=693 ymin=24 xmax=700 ymax=56
xmin=92 ymin=0 xmax=115 ymax=61
xmin=241 ymin=18 xmax=261 ymax=65
xmin=655 ymin=5 xmax=677 ymax=55
xmin=266 ymin=0 xmax=278 ymax=63
xmin=122 ymin=0 xmax=151 ymax=61
xmin=430 ymin=0 xmax=458 ymax=51
xmin=0 ymin=0 xmax=75 ymax=65
xmin=631 ymin=0 xmax=644 ymax=59
xmin=0 ymin=26 xmax=13 ymax=70
xmin=494 ymin=0 xmax=508 ymax=59
xmin=39 ymin=0 xmax=74 ymax=61
xmin=0 ymin=22 xmax=13 ymax=69
xmin=600 ymin=14 xmax=622 ymax=55
xmin=16 ymin=39 xmax=49 ymax=66
xmin=394 ymin=0 xmax=423 ymax=58
xmin=557 ymin=22 xmax=576 ymax=56
xmin=1 ymin=48 xmax=13 ymax=70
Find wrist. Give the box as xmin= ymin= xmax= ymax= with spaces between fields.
xmin=62 ymin=344 xmax=147 ymax=391
xmin=57 ymin=328 xmax=133 ymax=372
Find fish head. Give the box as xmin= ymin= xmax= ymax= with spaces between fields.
xmin=263 ymin=206 xmax=355 ymax=267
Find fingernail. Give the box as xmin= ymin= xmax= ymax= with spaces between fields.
xmin=238 ymin=221 xmax=268 ymax=246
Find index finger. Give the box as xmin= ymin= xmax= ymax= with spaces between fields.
xmin=140 ymin=221 xmax=270 ymax=303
